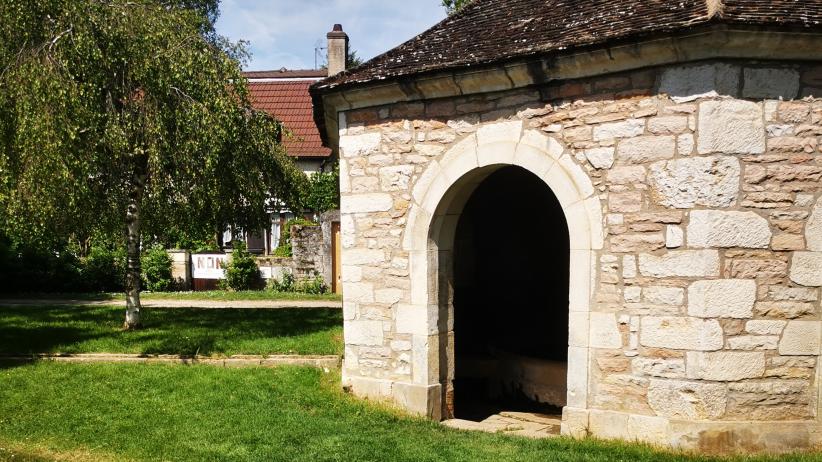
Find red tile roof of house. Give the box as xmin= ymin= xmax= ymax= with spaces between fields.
xmin=244 ymin=71 xmax=332 ymax=158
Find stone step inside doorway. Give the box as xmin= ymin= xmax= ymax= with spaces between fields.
xmin=442 ymin=411 xmax=561 ymax=439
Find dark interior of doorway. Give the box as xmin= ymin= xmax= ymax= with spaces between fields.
xmin=452 ymin=166 xmax=570 ymax=421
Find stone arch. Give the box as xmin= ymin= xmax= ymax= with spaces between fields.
xmin=401 ymin=120 xmax=603 ymax=423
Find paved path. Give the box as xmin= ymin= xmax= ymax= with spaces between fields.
xmin=0 ymin=353 xmax=341 ymax=369
xmin=442 ymin=412 xmax=562 ymax=439
xmin=0 ymin=299 xmax=342 ymax=309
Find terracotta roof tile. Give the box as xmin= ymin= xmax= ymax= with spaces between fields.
xmin=315 ymin=0 xmax=822 ymax=90
xmin=248 ymin=80 xmax=332 ymax=158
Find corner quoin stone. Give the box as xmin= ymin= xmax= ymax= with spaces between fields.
xmin=341 ymin=193 xmax=394 ymax=214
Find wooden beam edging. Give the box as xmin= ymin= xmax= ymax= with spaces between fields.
xmin=0 ymin=353 xmax=341 ymax=369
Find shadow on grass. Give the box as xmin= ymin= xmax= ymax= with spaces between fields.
xmin=0 ymin=305 xmax=343 ymax=358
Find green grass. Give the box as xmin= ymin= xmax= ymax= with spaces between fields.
xmin=0 ymin=290 xmax=342 ymax=302
xmin=0 ymin=305 xmax=343 ymax=356
xmin=0 ymin=363 xmax=819 ymax=462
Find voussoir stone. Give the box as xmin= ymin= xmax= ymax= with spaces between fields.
xmin=687 ymin=210 xmax=771 ymax=249
xmin=648 ymin=379 xmax=727 ymax=420
xmin=697 ymin=100 xmax=765 ymax=155
xmin=688 ymin=279 xmax=756 ymax=319
xmin=790 ymin=252 xmax=822 ymax=287
xmin=638 ymin=250 xmax=720 ymax=278
xmin=648 ymin=156 xmax=740 ymax=208
xmin=640 ymin=316 xmax=724 ymax=351
xmin=686 ymin=351 xmax=766 ymax=381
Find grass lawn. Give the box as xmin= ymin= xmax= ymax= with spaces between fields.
xmin=0 ymin=305 xmax=342 ymax=356
xmin=0 ymin=363 xmax=819 ymax=462
xmin=0 ymin=290 xmax=342 ymax=302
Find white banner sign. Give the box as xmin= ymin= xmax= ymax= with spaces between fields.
xmin=192 ymin=254 xmax=228 ymax=280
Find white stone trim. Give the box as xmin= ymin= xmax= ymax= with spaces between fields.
xmin=403 ymin=122 xmax=598 ymax=419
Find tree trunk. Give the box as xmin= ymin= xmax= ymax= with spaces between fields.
xmin=124 ymin=169 xmax=147 ymax=330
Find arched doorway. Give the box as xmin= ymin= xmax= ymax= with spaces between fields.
xmin=401 ymin=125 xmax=597 ymax=428
xmin=450 ymin=165 xmax=570 ymax=421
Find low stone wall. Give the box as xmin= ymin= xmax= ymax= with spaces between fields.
xmin=291 ymin=225 xmax=324 ymax=281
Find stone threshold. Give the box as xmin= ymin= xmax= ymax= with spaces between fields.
xmin=0 ymin=353 xmax=341 ymax=369
xmin=442 ymin=411 xmax=562 ymax=439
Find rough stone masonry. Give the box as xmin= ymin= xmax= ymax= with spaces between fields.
xmin=329 ymin=58 xmax=822 ymax=452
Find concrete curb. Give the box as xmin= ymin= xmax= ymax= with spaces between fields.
xmin=0 ymin=353 xmax=341 ymax=369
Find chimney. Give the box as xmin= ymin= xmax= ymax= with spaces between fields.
xmin=326 ymin=24 xmax=349 ymax=77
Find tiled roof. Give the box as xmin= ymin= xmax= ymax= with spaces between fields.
xmin=315 ymin=0 xmax=822 ymax=90
xmin=245 ymin=74 xmax=331 ymax=158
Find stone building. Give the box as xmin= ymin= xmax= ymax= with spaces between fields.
xmin=310 ymin=0 xmax=822 ymax=452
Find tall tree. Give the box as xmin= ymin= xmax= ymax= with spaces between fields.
xmin=442 ymin=0 xmax=472 ymax=13
xmin=0 ymin=0 xmax=306 ymax=328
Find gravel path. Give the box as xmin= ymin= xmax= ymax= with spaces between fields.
xmin=0 ymin=299 xmax=342 ymax=309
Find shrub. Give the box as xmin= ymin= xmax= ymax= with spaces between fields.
xmin=296 ymin=272 xmax=328 ymax=295
xmin=223 ymin=242 xmax=260 ymax=291
xmin=81 ymin=244 xmax=126 ymax=292
xmin=267 ymin=270 xmax=295 ymax=292
xmin=141 ymin=245 xmax=174 ymax=292
xmin=267 ymin=271 xmax=328 ymax=295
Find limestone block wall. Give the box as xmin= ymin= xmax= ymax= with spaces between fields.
xmin=337 ymin=60 xmax=822 ymax=451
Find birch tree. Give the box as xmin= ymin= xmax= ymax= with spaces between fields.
xmin=0 ymin=0 xmax=306 ymax=328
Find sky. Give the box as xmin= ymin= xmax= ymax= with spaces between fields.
xmin=215 ymin=0 xmax=447 ymax=71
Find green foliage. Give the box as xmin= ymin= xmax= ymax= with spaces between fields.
xmin=303 ymin=164 xmax=340 ymax=214
xmin=273 ymin=218 xmax=318 ymax=258
xmin=442 ymin=0 xmax=472 ymax=13
xmin=80 ymin=244 xmax=127 ymax=292
xmin=267 ymin=271 xmax=295 ymax=292
xmin=141 ymin=245 xmax=174 ymax=292
xmin=267 ymin=271 xmax=328 ymax=295
xmin=222 ymin=242 xmax=260 ymax=291
xmin=0 ymin=234 xmax=84 ymax=293
xmin=297 ymin=273 xmax=329 ymax=295
xmin=0 ymin=0 xmax=307 ymax=303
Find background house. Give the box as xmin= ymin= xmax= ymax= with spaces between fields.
xmin=222 ymin=25 xmax=348 ymax=255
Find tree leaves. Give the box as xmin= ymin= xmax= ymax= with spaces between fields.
xmin=0 ymin=0 xmax=306 ymax=249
